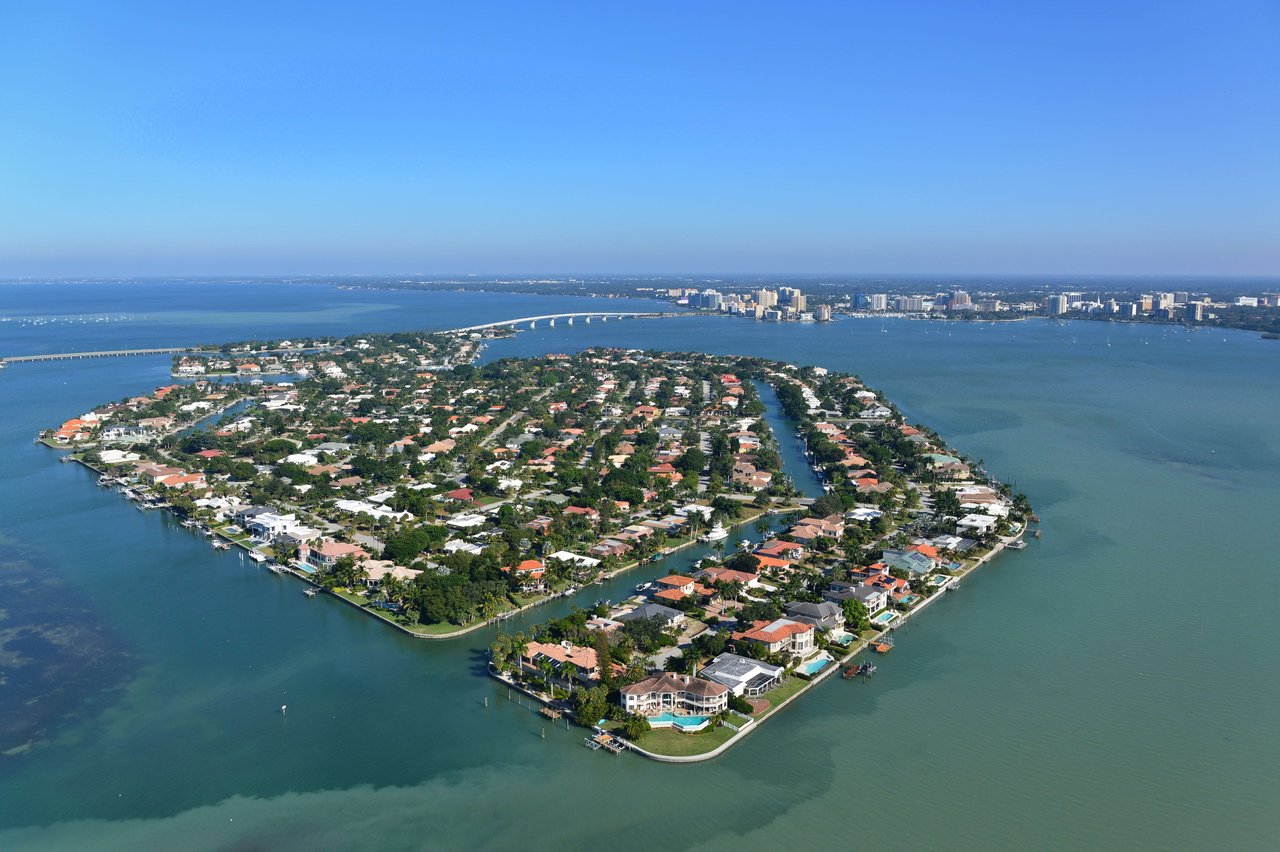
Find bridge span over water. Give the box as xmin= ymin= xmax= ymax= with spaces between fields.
xmin=0 ymin=311 xmax=690 ymax=366
xmin=443 ymin=310 xmax=684 ymax=334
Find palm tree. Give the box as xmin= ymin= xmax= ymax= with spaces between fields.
xmin=538 ymin=658 xmax=557 ymax=695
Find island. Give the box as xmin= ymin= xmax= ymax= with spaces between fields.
xmin=42 ymin=330 xmax=1033 ymax=760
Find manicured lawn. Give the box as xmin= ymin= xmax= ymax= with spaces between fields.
xmin=752 ymin=677 xmax=809 ymax=717
xmin=634 ymin=723 xmax=737 ymax=757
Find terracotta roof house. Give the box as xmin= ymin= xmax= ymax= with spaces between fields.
xmin=733 ymin=618 xmax=816 ymax=657
xmin=521 ymin=641 xmax=609 ymax=685
xmin=301 ymin=540 xmax=369 ymax=573
xmin=619 ymin=673 xmax=729 ymax=716
xmin=508 ymin=559 xmax=545 ymax=578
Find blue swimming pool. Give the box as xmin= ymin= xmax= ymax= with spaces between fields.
xmin=799 ymin=658 xmax=831 ymax=675
xmin=648 ymin=712 xmax=711 ymax=730
xmin=871 ymin=611 xmax=899 ymax=626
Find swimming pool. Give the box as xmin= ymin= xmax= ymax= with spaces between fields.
xmin=648 ymin=712 xmax=711 ymax=732
xmin=799 ymin=657 xmax=831 ymax=676
xmin=898 ymin=594 xmax=922 ymax=606
xmin=871 ymin=611 xmax=899 ymax=626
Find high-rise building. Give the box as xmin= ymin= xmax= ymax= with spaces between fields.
xmin=756 ymin=289 xmax=778 ymax=309
xmin=895 ymin=296 xmax=926 ymax=312
xmin=869 ymin=293 xmax=887 ymax=311
xmin=778 ymin=287 xmax=801 ymax=305
xmin=792 ymin=293 xmax=807 ymax=312
xmin=950 ymin=290 xmax=971 ymax=308
xmin=815 ymin=305 xmax=832 ymax=321
xmin=1044 ymin=295 xmax=1068 ymax=315
xmin=1154 ymin=292 xmax=1175 ymax=310
xmin=691 ymin=289 xmax=723 ymax=311
xmin=1138 ymin=295 xmax=1154 ymax=312
xmin=1173 ymin=291 xmax=1190 ymax=305
xmin=1185 ymin=302 xmax=1204 ymax=321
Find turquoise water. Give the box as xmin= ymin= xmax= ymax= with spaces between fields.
xmin=872 ymin=612 xmax=899 ymax=626
xmin=648 ymin=712 xmax=711 ymax=729
xmin=800 ymin=659 xmax=831 ymax=676
xmin=1 ymin=284 xmax=1278 ymax=849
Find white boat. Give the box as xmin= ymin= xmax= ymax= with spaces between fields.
xmin=304 ymin=587 xmax=320 ymax=597
xmin=248 ymin=551 xmax=266 ymax=563
xmin=634 ymin=582 xmax=652 ymax=593
xmin=703 ymin=522 xmax=728 ymax=542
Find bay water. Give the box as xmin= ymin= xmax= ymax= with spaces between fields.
xmin=0 ymin=282 xmax=1276 ymax=850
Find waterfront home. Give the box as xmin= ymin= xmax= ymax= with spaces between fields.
xmin=616 ymin=602 xmax=684 ymax=630
xmin=245 ymin=511 xmax=300 ymax=539
xmin=785 ymin=601 xmax=845 ymax=632
xmin=823 ymin=581 xmax=889 ymax=614
xmin=882 ymin=548 xmax=936 ymax=577
xmin=700 ymin=652 xmax=785 ymax=697
xmin=956 ymin=513 xmax=998 ymax=535
xmin=506 ymin=559 xmax=545 ymax=579
xmin=159 ymin=472 xmax=207 ymax=489
xmin=756 ymin=540 xmax=805 ymax=561
xmin=791 ymin=514 xmax=845 ymax=539
xmin=588 ymin=538 xmax=631 ymax=558
xmin=135 ymin=463 xmax=184 ymax=485
xmin=697 ymin=565 xmax=760 ymax=588
xmin=300 ymin=540 xmax=370 ymax=573
xmin=98 ymin=449 xmax=141 ymax=465
xmin=732 ymin=618 xmax=816 ymax=658
xmin=546 ymin=551 xmax=601 ymax=570
xmin=521 ymin=641 xmax=608 ymax=685
xmin=585 ymin=616 xmax=624 ymax=634
xmin=361 ymin=560 xmax=422 ymax=588
xmin=655 ymin=575 xmax=696 ymax=596
xmin=619 ymin=673 xmax=729 ymax=716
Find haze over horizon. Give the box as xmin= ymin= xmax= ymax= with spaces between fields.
xmin=2 ymin=1 xmax=1277 ymax=277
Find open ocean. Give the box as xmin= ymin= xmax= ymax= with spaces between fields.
xmin=1 ymin=280 xmax=1277 ymax=850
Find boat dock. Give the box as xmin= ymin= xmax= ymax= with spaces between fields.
xmin=585 ymin=733 xmax=625 ymax=754
xmin=843 ymin=662 xmax=877 ymax=679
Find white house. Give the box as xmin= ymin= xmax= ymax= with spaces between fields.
xmin=956 ymin=513 xmax=998 ymax=535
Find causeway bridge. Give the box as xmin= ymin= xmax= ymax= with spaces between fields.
xmin=0 ymin=311 xmax=688 ymax=366
xmin=0 ymin=347 xmax=192 ymax=365
xmin=443 ymin=311 xmax=684 ymax=334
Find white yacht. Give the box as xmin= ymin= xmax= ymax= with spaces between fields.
xmin=703 ymin=522 xmax=728 ymax=542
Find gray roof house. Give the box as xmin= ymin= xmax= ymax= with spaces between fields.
xmin=822 ymin=582 xmax=889 ymax=613
xmin=785 ymin=600 xmax=845 ymax=632
xmin=700 ymin=652 xmax=785 ymax=697
xmin=616 ymin=603 xmax=684 ymax=629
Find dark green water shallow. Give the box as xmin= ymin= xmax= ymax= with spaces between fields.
xmin=0 ymin=286 xmax=1277 ymax=850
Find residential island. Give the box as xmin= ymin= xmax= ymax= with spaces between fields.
xmin=43 ymin=331 xmax=1032 ymax=760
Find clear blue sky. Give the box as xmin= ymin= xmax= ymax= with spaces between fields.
xmin=1 ymin=1 xmax=1277 ymax=276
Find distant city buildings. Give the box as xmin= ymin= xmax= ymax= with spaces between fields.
xmin=667 ymin=282 xmax=1274 ymax=328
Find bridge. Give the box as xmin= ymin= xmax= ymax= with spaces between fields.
xmin=442 ymin=311 xmax=684 ymax=334
xmin=0 ymin=347 xmax=192 ymax=365
xmin=0 ymin=312 xmax=689 ymax=366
